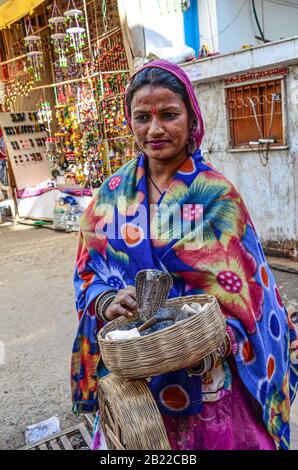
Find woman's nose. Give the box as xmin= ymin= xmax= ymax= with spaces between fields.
xmin=148 ymin=117 xmax=164 ymax=137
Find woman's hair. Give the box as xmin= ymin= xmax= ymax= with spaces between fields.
xmin=125 ymin=67 xmax=196 ymax=125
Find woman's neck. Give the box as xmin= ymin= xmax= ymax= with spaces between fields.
xmin=146 ymin=152 xmax=188 ymax=187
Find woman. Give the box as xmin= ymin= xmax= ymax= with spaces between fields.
xmin=71 ymin=60 xmax=298 ymax=450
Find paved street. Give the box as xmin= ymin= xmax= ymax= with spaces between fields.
xmin=0 ymin=224 xmax=79 ymax=449
xmin=0 ymin=223 xmax=297 ymax=449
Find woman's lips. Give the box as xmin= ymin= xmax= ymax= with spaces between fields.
xmin=146 ymin=140 xmax=170 ymax=149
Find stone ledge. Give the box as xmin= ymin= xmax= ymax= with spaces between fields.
xmin=181 ymin=36 xmax=298 ymax=84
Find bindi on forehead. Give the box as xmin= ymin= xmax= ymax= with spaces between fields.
xmin=131 ymin=86 xmax=187 ymax=115
xmin=133 ymin=86 xmax=183 ymax=105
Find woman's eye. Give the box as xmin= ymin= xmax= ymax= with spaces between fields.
xmin=134 ymin=115 xmax=149 ymax=123
xmin=164 ymin=112 xmax=177 ymax=119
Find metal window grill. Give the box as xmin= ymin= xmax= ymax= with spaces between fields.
xmin=226 ymin=79 xmax=284 ymax=148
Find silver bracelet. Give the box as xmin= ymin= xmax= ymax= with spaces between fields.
xmin=187 ymin=351 xmax=218 ymax=377
xmin=95 ymin=290 xmax=117 ymax=322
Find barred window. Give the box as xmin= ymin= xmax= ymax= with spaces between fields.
xmin=225 ymin=79 xmax=285 ymax=149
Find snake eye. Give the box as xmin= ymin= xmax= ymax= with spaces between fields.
xmin=291 ymin=312 xmax=298 ymax=324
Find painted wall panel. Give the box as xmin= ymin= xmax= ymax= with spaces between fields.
xmin=191 ymin=62 xmax=298 ymax=257
xmin=215 ymin=0 xmax=298 ymax=54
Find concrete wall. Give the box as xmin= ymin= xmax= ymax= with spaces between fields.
xmin=215 ymin=0 xmax=298 ymax=54
xmin=140 ymin=0 xmax=185 ymax=55
xmin=182 ymin=40 xmax=298 ymax=258
xmin=198 ymin=0 xmax=219 ymax=53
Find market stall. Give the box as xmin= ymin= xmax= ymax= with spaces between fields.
xmin=0 ymin=0 xmax=134 ymax=226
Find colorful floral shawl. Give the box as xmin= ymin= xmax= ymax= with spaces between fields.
xmin=72 ymin=60 xmax=297 ymax=449
xmin=72 ymin=150 xmax=298 ymax=449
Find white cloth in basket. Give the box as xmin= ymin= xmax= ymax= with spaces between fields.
xmin=180 ymin=302 xmax=209 ymax=315
xmin=105 ymin=328 xmax=141 ymax=341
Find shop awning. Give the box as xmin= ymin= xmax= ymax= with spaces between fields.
xmin=0 ymin=0 xmax=45 ymax=30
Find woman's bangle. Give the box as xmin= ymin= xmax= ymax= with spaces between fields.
xmin=187 ymin=350 xmax=218 ymax=377
xmin=95 ymin=290 xmax=117 ymax=322
xmin=223 ymin=333 xmax=232 ymax=356
xmin=215 ymin=334 xmax=232 ymax=358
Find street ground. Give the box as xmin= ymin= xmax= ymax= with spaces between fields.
xmin=0 ymin=222 xmax=297 ymax=449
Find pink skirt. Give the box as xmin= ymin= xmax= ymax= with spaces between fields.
xmin=162 ymin=371 xmax=276 ymax=450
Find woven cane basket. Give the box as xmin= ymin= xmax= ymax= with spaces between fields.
xmin=98 ymin=373 xmax=171 ymax=450
xmin=98 ymin=294 xmax=226 ymax=379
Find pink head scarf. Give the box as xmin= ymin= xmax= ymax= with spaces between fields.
xmin=124 ymin=59 xmax=204 ymax=149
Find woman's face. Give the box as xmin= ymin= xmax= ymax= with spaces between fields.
xmin=130 ymin=85 xmax=190 ymax=163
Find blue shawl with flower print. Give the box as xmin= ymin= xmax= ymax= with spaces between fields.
xmin=72 ymin=150 xmax=298 ymax=449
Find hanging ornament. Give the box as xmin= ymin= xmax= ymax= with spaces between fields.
xmin=49 ymin=1 xmax=68 ymax=68
xmin=0 ymin=82 xmax=5 ymax=105
xmin=5 ymin=75 xmax=34 ymax=107
xmin=76 ymin=83 xmax=98 ymax=124
xmin=37 ymin=100 xmax=52 ymax=124
xmin=181 ymin=1 xmax=191 ymax=12
xmin=57 ymin=86 xmax=67 ymax=105
xmin=157 ymin=0 xmax=187 ymax=15
xmin=51 ymin=31 xmax=68 ymax=68
xmin=102 ymin=0 xmax=108 ymax=32
xmin=64 ymin=0 xmax=86 ymax=64
xmin=24 ymin=19 xmax=44 ymax=81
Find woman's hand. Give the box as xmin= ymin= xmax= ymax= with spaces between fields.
xmin=104 ymin=286 xmax=138 ymax=321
